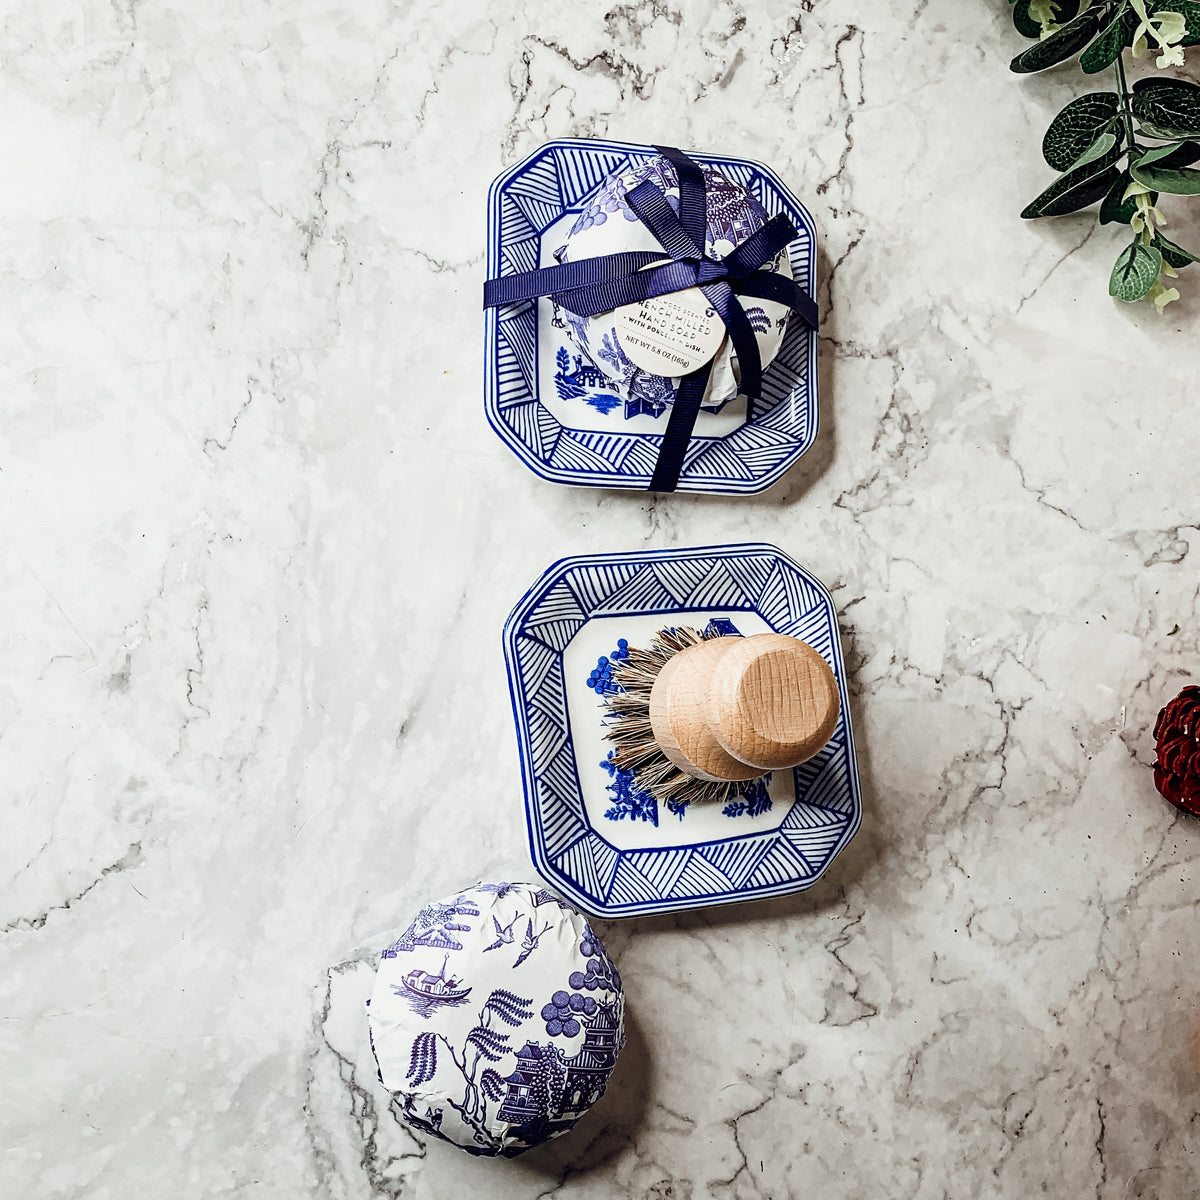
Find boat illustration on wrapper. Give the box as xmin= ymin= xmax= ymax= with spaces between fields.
xmin=397 ymin=957 xmax=472 ymax=1004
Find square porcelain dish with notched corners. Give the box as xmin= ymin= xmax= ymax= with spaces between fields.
xmin=484 ymin=139 xmax=818 ymax=495
xmin=502 ymin=544 xmax=861 ymax=918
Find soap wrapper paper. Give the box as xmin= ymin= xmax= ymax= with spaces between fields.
xmin=553 ymin=155 xmax=794 ymax=416
xmin=367 ymin=882 xmax=625 ymax=1158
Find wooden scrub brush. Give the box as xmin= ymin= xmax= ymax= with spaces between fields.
xmin=601 ymin=626 xmax=840 ymax=807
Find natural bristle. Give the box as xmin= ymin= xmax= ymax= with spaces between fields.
xmin=602 ymin=626 xmax=764 ymax=809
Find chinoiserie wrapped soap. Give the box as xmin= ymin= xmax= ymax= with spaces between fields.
xmin=552 ymin=154 xmax=794 ymax=416
xmin=367 ymin=882 xmax=626 ymax=1157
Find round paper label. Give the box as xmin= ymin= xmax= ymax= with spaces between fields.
xmin=613 ymin=284 xmax=725 ymax=377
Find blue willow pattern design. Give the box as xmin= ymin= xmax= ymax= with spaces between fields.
xmin=384 ymin=891 xmax=566 ymax=1020
xmin=550 ymin=155 xmax=771 ymax=423
xmin=479 ymin=913 xmax=554 ymax=969
xmin=565 ymin=155 xmax=769 ymax=247
xmin=550 ymin=312 xmax=676 ymax=420
xmin=585 ymin=619 xmax=773 ymax=824
xmin=487 ymin=143 xmax=820 ymax=496
xmin=493 ymin=924 xmax=623 ymax=1149
xmin=386 ymin=902 xmax=624 ymax=1158
xmin=400 ymin=986 xmax=536 ymax=1154
xmin=552 ymin=346 xmax=620 ymax=414
xmin=381 ymin=895 xmax=480 ymax=955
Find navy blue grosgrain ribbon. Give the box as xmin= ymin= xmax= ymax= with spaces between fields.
xmin=483 ymin=145 xmax=818 ymax=492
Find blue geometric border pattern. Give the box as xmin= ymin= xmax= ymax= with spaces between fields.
xmin=502 ymin=544 xmax=861 ymax=918
xmin=484 ymin=139 xmax=819 ymax=495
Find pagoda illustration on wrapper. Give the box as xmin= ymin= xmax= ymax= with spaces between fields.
xmin=497 ymin=999 xmax=622 ymax=1140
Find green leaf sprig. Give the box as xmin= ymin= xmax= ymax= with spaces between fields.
xmin=1010 ymin=0 xmax=1200 ymax=311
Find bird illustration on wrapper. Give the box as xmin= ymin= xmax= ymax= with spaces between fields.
xmin=513 ymin=920 xmax=552 ymax=968
xmin=483 ymin=914 xmax=519 ymax=952
xmin=483 ymin=914 xmax=552 ymax=969
xmin=603 ymin=628 xmax=841 ymax=808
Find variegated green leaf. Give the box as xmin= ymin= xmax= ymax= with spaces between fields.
xmin=1132 ymin=78 xmax=1200 ymax=139
xmin=1155 ymin=232 xmax=1200 ymax=268
xmin=1042 ymin=92 xmax=1121 ymax=170
xmin=1010 ymin=5 xmax=1108 ymax=72
xmin=1098 ymin=172 xmax=1157 ymax=224
xmin=1081 ymin=8 xmax=1139 ymax=73
xmin=1022 ymin=140 xmax=1125 ymax=218
xmin=1069 ymin=130 xmax=1119 ymax=170
xmin=1109 ymin=240 xmax=1163 ymax=301
xmin=1131 ymin=143 xmax=1200 ymax=192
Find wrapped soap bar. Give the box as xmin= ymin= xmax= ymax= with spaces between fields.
xmin=552 ymin=154 xmax=794 ymax=417
xmin=367 ymin=882 xmax=625 ymax=1158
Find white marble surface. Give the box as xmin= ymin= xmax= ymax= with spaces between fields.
xmin=3 ymin=1 xmax=1199 ymax=1196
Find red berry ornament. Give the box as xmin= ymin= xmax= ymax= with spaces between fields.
xmin=1153 ymin=686 xmax=1200 ymax=817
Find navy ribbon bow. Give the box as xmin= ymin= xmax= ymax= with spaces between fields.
xmin=484 ymin=145 xmax=818 ymax=492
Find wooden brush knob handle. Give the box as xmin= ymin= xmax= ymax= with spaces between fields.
xmin=706 ymin=633 xmax=840 ymax=771
xmin=649 ymin=638 xmax=765 ymax=783
xmin=648 ymin=633 xmax=839 ymax=783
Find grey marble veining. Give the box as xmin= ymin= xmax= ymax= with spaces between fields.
xmin=2 ymin=2 xmax=1199 ymax=1197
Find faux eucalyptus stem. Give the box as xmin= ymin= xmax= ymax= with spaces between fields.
xmin=1009 ymin=0 xmax=1200 ymax=311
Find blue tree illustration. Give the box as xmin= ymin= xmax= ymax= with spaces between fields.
xmin=600 ymin=752 xmax=658 ymax=826
xmin=721 ymin=777 xmax=773 ymax=818
xmin=405 ymin=987 xmax=534 ymax=1151
xmin=531 ymin=1042 xmax=569 ymax=1119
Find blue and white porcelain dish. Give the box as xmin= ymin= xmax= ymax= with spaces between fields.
xmin=484 ymin=140 xmax=819 ymax=495
xmin=502 ymin=544 xmax=861 ymax=918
